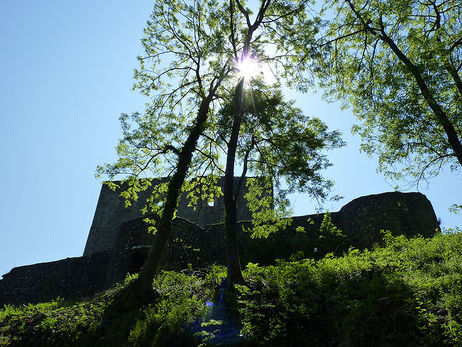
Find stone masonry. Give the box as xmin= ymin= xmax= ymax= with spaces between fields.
xmin=83 ymin=177 xmax=256 ymax=256
xmin=0 ymin=187 xmax=439 ymax=306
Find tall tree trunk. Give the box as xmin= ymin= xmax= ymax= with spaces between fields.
xmin=221 ymin=0 xmax=270 ymax=288
xmin=223 ymin=78 xmax=245 ymax=288
xmin=119 ymin=90 xmax=218 ymax=309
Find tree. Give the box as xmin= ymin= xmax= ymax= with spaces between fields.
xmin=312 ymin=0 xmax=462 ymax=185
xmin=219 ymin=0 xmax=269 ymax=287
xmin=98 ymin=0 xmax=333 ymax=306
xmin=215 ymin=80 xmax=343 ymax=286
xmin=216 ymin=0 xmax=343 ymax=288
xmin=98 ymin=0 xmax=233 ymax=306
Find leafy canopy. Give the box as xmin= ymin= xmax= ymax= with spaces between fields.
xmin=313 ymin=0 xmax=462 ymax=184
xmin=97 ymin=0 xmax=342 ymax=231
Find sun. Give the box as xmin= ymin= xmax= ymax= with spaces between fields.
xmin=236 ymin=56 xmax=261 ymax=80
xmin=236 ymin=55 xmax=276 ymax=85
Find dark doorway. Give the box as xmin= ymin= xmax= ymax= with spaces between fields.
xmin=129 ymin=246 xmax=150 ymax=273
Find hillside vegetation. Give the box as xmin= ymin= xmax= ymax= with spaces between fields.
xmin=1 ymin=231 xmax=462 ymax=346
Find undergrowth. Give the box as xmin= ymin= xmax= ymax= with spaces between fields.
xmin=1 ymin=231 xmax=462 ymax=346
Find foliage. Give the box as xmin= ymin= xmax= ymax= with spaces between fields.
xmin=0 ymin=295 xmax=109 ymax=346
xmin=95 ymin=0 xmax=234 ymax=233
xmin=449 ymin=203 xmax=462 ymax=215
xmin=317 ymin=212 xmax=348 ymax=255
xmin=3 ymin=233 xmax=462 ymax=345
xmin=95 ymin=0 xmax=343 ymax=288
xmin=127 ymin=267 xmax=226 ymax=346
xmin=313 ymin=0 xmax=462 ymax=184
xmin=215 ymin=81 xmax=344 ymax=238
xmin=319 ymin=212 xmax=342 ymax=236
xmin=237 ymin=232 xmax=462 ymax=346
xmin=0 ymin=266 xmax=227 ymax=346
xmin=95 ymin=0 xmax=342 ymax=230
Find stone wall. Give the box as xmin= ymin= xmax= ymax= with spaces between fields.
xmin=114 ymin=191 xmax=439 ymax=268
xmin=88 ymin=191 xmax=440 ymax=274
xmin=83 ymin=177 xmax=258 ymax=256
xmin=238 ymin=191 xmax=439 ymax=262
xmin=337 ymin=191 xmax=438 ymax=247
xmin=107 ymin=216 xmax=210 ymax=283
xmin=0 ymin=251 xmax=111 ymax=306
xmin=0 ymin=218 xmax=216 ymax=306
xmin=0 ymin=191 xmax=439 ymax=306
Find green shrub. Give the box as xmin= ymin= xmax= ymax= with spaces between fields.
xmin=127 ymin=265 xmax=226 ymax=346
xmin=2 ymin=234 xmax=462 ymax=346
xmin=236 ymin=232 xmax=462 ymax=346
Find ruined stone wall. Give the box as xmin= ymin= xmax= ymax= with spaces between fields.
xmin=91 ymin=191 xmax=440 ymax=274
xmin=337 ymin=191 xmax=438 ymax=247
xmin=110 ymin=217 xmax=224 ymax=275
xmin=0 ymin=218 xmax=217 ymax=306
xmin=83 ymin=177 xmax=256 ymax=256
xmin=0 ymin=251 xmax=111 ymax=306
xmin=0 ymin=191 xmax=439 ymax=306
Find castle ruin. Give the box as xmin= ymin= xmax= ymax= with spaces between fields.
xmin=0 ymin=178 xmax=440 ymax=306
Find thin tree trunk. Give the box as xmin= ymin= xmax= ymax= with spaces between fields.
xmin=223 ymin=78 xmax=245 ymax=288
xmin=221 ymin=0 xmax=270 ymax=288
xmin=119 ymin=88 xmax=220 ymax=308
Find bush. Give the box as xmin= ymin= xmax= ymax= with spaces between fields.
xmin=236 ymin=232 xmax=462 ymax=346
xmin=2 ymin=233 xmax=462 ymax=346
xmin=127 ymin=266 xmax=226 ymax=346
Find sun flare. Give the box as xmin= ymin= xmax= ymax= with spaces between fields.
xmin=236 ymin=55 xmax=276 ymax=85
xmin=236 ymin=56 xmax=261 ymax=80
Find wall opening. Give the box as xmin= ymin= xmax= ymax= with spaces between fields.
xmin=129 ymin=246 xmax=150 ymax=273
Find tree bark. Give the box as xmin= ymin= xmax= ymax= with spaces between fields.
xmin=223 ymin=78 xmax=246 ymax=288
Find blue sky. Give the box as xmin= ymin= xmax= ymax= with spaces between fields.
xmin=0 ymin=1 xmax=460 ymax=278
